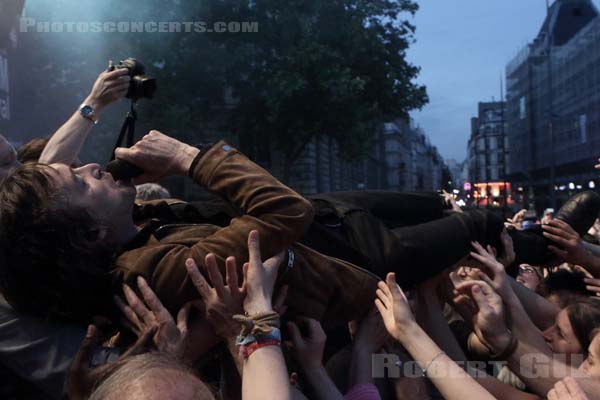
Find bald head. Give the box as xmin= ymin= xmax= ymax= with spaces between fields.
xmin=90 ymin=353 xmax=214 ymax=400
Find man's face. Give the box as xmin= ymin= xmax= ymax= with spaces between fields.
xmin=0 ymin=134 xmax=19 ymax=180
xmin=48 ymin=163 xmax=136 ymax=228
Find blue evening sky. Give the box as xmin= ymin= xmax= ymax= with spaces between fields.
xmin=406 ymin=0 xmax=596 ymax=162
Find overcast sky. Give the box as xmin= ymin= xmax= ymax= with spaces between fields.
xmin=406 ymin=0 xmax=596 ymax=162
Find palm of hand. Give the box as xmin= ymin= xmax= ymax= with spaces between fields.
xmin=205 ymin=287 xmax=244 ymax=337
xmin=473 ymin=295 xmax=505 ymax=349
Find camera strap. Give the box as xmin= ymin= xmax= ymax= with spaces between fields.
xmin=110 ymin=101 xmax=138 ymax=161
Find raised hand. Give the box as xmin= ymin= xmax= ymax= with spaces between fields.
xmin=374 ymin=272 xmax=416 ymax=342
xmin=243 ymin=230 xmax=285 ymax=315
xmin=115 ymin=277 xmax=190 ymax=359
xmin=288 ymin=317 xmax=327 ymax=371
xmin=543 ymin=219 xmax=595 ymax=267
xmin=453 ymin=279 xmax=511 ymax=353
xmin=85 ymin=60 xmax=130 ymax=111
xmin=583 ymin=276 xmax=600 ymax=298
xmin=470 ymin=241 xmax=514 ymax=301
xmin=498 ymin=229 xmax=516 ymax=267
xmin=185 ymin=254 xmax=246 ymax=338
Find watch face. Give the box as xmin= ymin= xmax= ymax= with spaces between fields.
xmin=81 ymin=105 xmax=94 ymax=117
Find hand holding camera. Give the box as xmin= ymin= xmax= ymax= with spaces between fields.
xmin=85 ymin=60 xmax=131 ymax=112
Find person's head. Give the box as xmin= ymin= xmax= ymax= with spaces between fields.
xmin=135 ymin=183 xmax=171 ymax=201
xmin=0 ymin=162 xmax=137 ymax=320
xmin=543 ymin=298 xmax=600 ymax=364
xmin=0 ymin=134 xmax=19 ymax=180
xmin=89 ymin=353 xmax=215 ymax=400
xmin=579 ymin=329 xmax=600 ymax=378
xmin=516 ymin=264 xmax=543 ymax=291
xmin=538 ymin=269 xmax=589 ymax=308
xmin=17 ymin=137 xmax=49 ymax=164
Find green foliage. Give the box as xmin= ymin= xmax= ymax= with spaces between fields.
xmin=19 ymin=0 xmax=427 ymax=176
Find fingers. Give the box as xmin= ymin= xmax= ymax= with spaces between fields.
xmin=471 ymin=241 xmax=487 ymax=256
xmin=114 ymin=295 xmax=143 ymax=333
xmin=113 ymin=147 xmax=138 ymax=164
xmin=225 ymin=256 xmax=239 ymax=291
xmin=548 ymin=245 xmax=568 ymax=259
xmin=136 ymin=276 xmax=172 ymax=325
xmin=241 ymin=262 xmax=249 ymax=292
xmin=185 ymin=258 xmax=211 ymax=300
xmin=176 ymin=303 xmax=191 ymax=336
xmin=123 ymin=284 xmax=153 ymax=324
xmin=563 ymin=376 xmax=586 ymax=397
xmin=545 ymin=219 xmax=577 ymax=235
xmin=376 ymin=288 xmax=391 ymax=310
xmin=103 ymin=67 xmax=129 ymax=80
xmin=542 ymin=231 xmax=569 ymax=247
xmin=552 ymin=379 xmax=569 ymax=399
xmin=205 ymin=253 xmax=226 ymax=298
xmin=470 ymin=284 xmax=493 ymax=314
xmin=377 ymin=279 xmax=393 ymax=305
xmin=374 ymin=298 xmax=387 ymax=315
xmin=385 ymin=273 xmax=407 ymax=302
xmin=247 ymin=230 xmax=262 ymax=266
xmin=122 ymin=326 xmax=157 ymax=358
xmin=454 ymin=278 xmax=491 ymax=291
xmin=71 ymin=325 xmax=100 ymax=374
xmin=584 ymin=278 xmax=600 ymax=295
xmin=542 ymin=224 xmax=575 ymax=240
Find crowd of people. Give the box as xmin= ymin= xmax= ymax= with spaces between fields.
xmin=2 ymin=63 xmax=600 ymax=400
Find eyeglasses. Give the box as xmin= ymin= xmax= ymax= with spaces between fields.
xmin=518 ymin=265 xmax=536 ymax=275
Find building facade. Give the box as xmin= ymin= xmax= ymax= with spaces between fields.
xmin=361 ymin=118 xmax=447 ymax=193
xmin=505 ymin=0 xmax=600 ymax=211
xmin=468 ymin=101 xmax=509 ymax=184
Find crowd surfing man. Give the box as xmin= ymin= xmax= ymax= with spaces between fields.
xmin=1 ymin=127 xmax=600 ymax=328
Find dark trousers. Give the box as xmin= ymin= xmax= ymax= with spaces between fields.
xmin=305 ymin=191 xmax=504 ymax=288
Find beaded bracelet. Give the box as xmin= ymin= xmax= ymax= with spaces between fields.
xmin=239 ymin=339 xmax=281 ymax=359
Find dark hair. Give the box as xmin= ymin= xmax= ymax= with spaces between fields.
xmin=538 ymin=269 xmax=589 ymax=298
xmin=16 ymin=137 xmax=49 ymax=164
xmin=0 ymin=163 xmax=114 ymax=322
xmin=565 ymin=298 xmax=600 ymax=356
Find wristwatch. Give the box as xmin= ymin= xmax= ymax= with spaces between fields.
xmin=79 ymin=104 xmax=98 ymax=124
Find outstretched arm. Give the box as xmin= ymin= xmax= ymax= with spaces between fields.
xmin=40 ymin=62 xmax=130 ymax=165
xmin=375 ymin=272 xmax=497 ymax=400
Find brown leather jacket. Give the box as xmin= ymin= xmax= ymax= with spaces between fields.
xmin=111 ymin=142 xmax=377 ymax=328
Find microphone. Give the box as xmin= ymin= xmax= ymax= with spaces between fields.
xmin=106 ymin=159 xmax=144 ymax=181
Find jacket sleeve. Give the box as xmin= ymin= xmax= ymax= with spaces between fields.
xmin=116 ymin=141 xmax=314 ymax=313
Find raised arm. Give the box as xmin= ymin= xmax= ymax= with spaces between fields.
xmin=40 ymin=62 xmax=130 ymax=165
xmin=375 ymin=272 xmax=497 ymax=400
